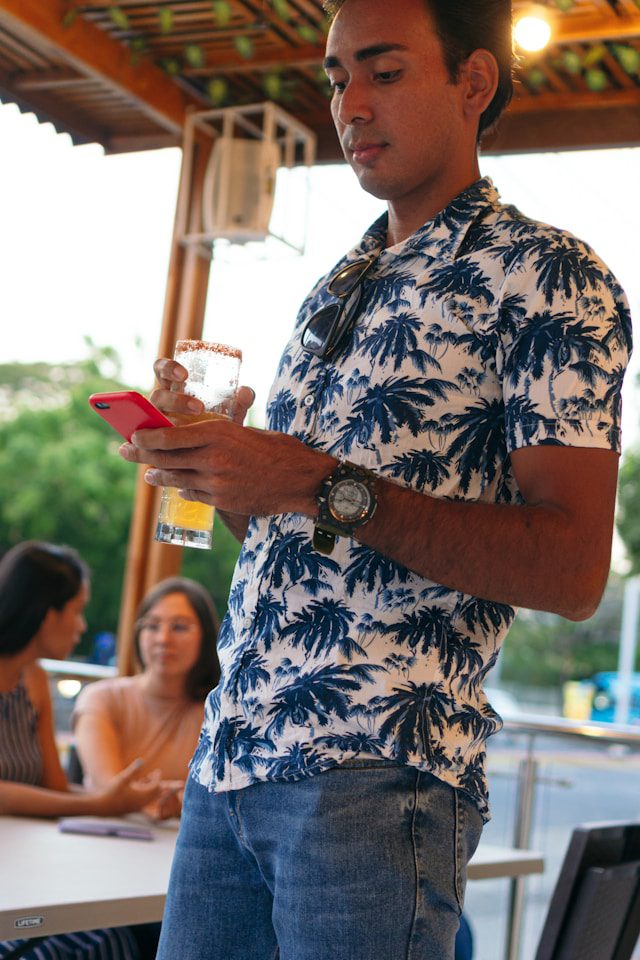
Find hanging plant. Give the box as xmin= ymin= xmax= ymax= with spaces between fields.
xmin=613 ymin=45 xmax=640 ymax=76
xmin=207 ymin=77 xmax=229 ymax=106
xmin=234 ymin=35 xmax=255 ymax=59
xmin=526 ymin=67 xmax=547 ymax=92
xmin=108 ymin=6 xmax=130 ymax=31
xmin=263 ymin=71 xmax=284 ymax=100
xmin=184 ymin=44 xmax=205 ymax=68
xmin=158 ymin=7 xmax=174 ymax=35
xmin=585 ymin=67 xmax=609 ymax=92
xmin=212 ymin=1 xmax=233 ymax=27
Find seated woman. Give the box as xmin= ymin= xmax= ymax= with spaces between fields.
xmin=74 ymin=577 xmax=219 ymax=821
xmin=0 ymin=540 xmax=161 ymax=960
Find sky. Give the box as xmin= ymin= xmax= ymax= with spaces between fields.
xmin=1 ymin=99 xmax=638 ymax=453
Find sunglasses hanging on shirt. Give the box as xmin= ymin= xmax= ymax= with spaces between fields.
xmin=301 ymin=254 xmax=379 ymax=360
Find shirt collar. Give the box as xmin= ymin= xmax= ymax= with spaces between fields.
xmin=356 ymin=177 xmax=501 ymax=264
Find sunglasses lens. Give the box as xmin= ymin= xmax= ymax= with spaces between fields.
xmin=329 ymin=258 xmax=373 ymax=298
xmin=302 ymin=304 xmax=341 ymax=355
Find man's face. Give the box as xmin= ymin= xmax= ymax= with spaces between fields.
xmin=325 ymin=0 xmax=472 ymax=217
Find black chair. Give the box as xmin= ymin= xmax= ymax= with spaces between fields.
xmin=535 ymin=821 xmax=640 ymax=960
xmin=65 ymin=742 xmax=84 ymax=785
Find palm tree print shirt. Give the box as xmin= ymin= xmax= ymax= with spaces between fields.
xmin=191 ymin=178 xmax=632 ymax=821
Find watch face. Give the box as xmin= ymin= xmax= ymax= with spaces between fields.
xmin=328 ymin=478 xmax=372 ymax=523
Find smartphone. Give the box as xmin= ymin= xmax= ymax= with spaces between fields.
xmin=58 ymin=817 xmax=155 ymax=841
xmin=89 ymin=391 xmax=173 ymax=442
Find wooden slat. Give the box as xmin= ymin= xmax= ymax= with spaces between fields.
xmin=0 ymin=0 xmax=195 ymax=134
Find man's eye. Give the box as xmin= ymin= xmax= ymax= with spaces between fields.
xmin=329 ymin=79 xmax=346 ymax=94
xmin=376 ymin=70 xmax=401 ymax=83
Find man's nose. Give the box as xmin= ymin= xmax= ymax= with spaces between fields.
xmin=336 ymin=80 xmax=373 ymax=125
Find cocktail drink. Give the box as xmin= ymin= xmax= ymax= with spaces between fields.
xmin=155 ymin=340 xmax=242 ymax=550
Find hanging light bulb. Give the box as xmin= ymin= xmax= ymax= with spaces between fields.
xmin=514 ymin=13 xmax=553 ymax=53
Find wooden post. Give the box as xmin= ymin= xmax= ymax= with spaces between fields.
xmin=117 ymin=121 xmax=215 ymax=675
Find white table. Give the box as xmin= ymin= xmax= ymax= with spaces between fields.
xmin=0 ymin=816 xmax=178 ymax=941
xmin=0 ymin=816 xmax=543 ymax=941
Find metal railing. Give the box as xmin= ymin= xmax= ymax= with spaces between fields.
xmin=499 ymin=713 xmax=640 ymax=960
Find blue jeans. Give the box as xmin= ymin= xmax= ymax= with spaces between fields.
xmin=157 ymin=761 xmax=483 ymax=960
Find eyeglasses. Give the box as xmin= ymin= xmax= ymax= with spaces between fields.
xmin=138 ymin=618 xmax=199 ymax=635
xmin=301 ymin=255 xmax=378 ymax=360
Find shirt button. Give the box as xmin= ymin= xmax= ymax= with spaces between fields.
xmin=243 ymin=616 xmax=252 ymax=629
xmin=303 ymin=394 xmax=315 ymax=407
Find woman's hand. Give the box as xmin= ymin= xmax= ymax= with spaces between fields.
xmin=144 ymin=779 xmax=184 ymax=821
xmin=95 ymin=759 xmax=161 ymax=817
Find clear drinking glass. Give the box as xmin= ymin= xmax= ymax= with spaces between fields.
xmin=154 ymin=339 xmax=242 ymax=550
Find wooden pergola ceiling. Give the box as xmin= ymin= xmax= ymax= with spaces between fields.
xmin=0 ymin=0 xmax=638 ymax=156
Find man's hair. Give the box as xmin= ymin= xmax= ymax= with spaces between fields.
xmin=323 ymin=0 xmax=514 ymax=137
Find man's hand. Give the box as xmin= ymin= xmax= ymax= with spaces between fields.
xmin=120 ymin=417 xmax=333 ymax=519
xmin=119 ymin=356 xmax=335 ymax=520
xmin=150 ymin=356 xmax=255 ymax=427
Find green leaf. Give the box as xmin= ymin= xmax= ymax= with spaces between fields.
xmin=561 ymin=50 xmax=582 ymax=75
xmin=62 ymin=7 xmax=79 ymax=28
xmin=297 ymin=24 xmax=318 ymax=44
xmin=526 ymin=67 xmax=547 ymax=91
xmin=108 ymin=6 xmax=130 ymax=30
xmin=613 ymin=45 xmax=640 ymax=76
xmin=234 ymin=35 xmax=254 ymax=59
xmin=184 ymin=44 xmax=205 ymax=68
xmin=130 ymin=36 xmax=147 ymax=52
xmin=158 ymin=6 xmax=174 ymax=34
xmin=263 ymin=72 xmax=283 ymax=100
xmin=585 ymin=67 xmax=608 ymax=92
xmin=212 ymin=1 xmax=232 ymax=27
xmin=207 ymin=77 xmax=228 ymax=105
xmin=272 ymin=0 xmax=292 ymax=22
xmin=159 ymin=57 xmax=181 ymax=76
xmin=582 ymin=43 xmax=607 ymax=68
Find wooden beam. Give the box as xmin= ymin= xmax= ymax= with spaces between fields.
xmin=552 ymin=14 xmax=640 ymax=44
xmin=510 ymin=88 xmax=640 ymax=113
xmin=0 ymin=0 xmax=195 ymax=134
xmin=117 ymin=126 xmax=215 ymax=673
xmin=105 ymin=131 xmax=181 ymax=153
xmin=483 ymin=103 xmax=640 ymax=153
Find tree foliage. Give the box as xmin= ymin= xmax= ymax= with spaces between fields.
xmin=500 ymin=573 xmax=630 ymax=687
xmin=0 ymin=346 xmax=240 ymax=658
xmin=617 ymin=445 xmax=640 ymax=577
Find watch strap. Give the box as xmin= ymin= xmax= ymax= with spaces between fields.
xmin=312 ymin=526 xmax=338 ymax=556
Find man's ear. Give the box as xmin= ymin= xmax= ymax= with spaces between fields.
xmin=460 ymin=49 xmax=499 ymax=122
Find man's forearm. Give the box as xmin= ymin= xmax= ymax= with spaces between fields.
xmin=356 ymin=479 xmax=603 ymax=620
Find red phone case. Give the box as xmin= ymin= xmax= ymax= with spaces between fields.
xmin=88 ymin=391 xmax=173 ymax=442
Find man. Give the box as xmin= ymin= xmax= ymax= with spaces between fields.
xmin=120 ymin=1 xmax=632 ymax=957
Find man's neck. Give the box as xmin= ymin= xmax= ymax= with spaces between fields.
xmin=384 ymin=161 xmax=483 ymax=247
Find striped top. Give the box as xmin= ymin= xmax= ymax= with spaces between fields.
xmin=0 ymin=681 xmax=43 ymax=785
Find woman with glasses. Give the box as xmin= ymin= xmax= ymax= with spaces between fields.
xmin=73 ymin=577 xmax=219 ymax=822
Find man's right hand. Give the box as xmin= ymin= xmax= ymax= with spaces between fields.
xmin=150 ymin=357 xmax=255 ymax=426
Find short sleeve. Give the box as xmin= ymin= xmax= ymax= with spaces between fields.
xmin=498 ymin=232 xmax=632 ymax=455
xmin=71 ymin=679 xmax=118 ymax=730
